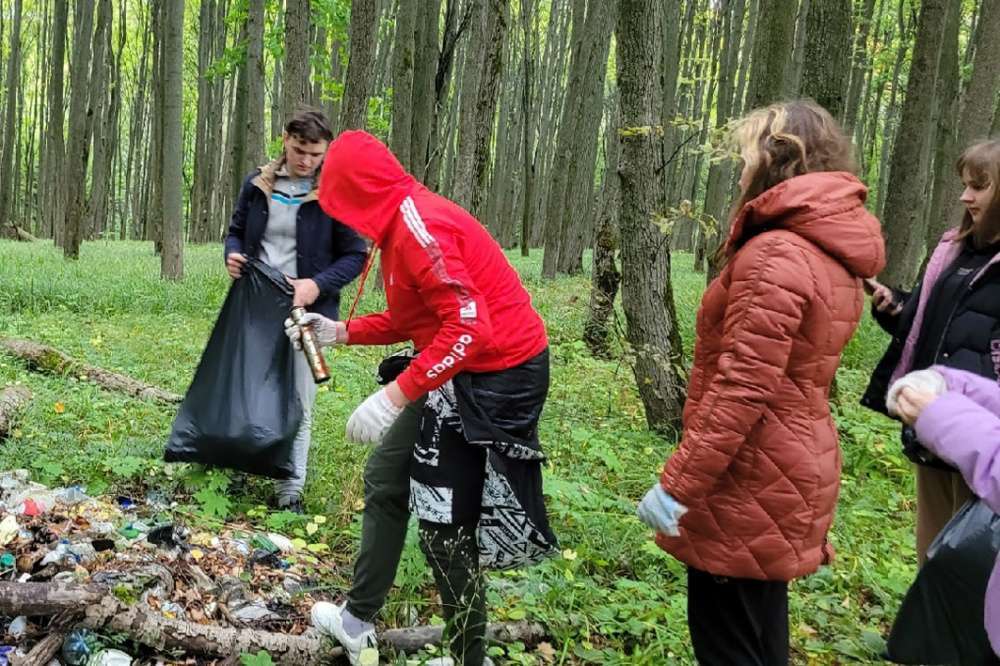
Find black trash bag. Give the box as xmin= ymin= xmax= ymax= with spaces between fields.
xmin=886 ymin=498 xmax=1000 ymax=664
xmin=164 ymin=258 xmax=302 ymax=478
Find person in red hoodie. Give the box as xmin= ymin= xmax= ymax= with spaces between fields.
xmin=637 ymin=101 xmax=886 ymax=664
xmin=285 ymin=130 xmax=555 ymax=666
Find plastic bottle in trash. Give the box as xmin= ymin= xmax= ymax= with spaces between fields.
xmin=290 ymin=307 xmax=331 ymax=384
xmin=61 ymin=628 xmax=95 ymax=665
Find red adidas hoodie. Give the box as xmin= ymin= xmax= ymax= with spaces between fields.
xmin=318 ymin=131 xmax=548 ymax=401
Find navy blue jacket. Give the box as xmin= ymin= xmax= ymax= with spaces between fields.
xmin=224 ymin=162 xmax=368 ymax=320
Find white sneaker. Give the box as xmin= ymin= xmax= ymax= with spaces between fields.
xmin=414 ymin=658 xmax=495 ymax=666
xmin=311 ymin=601 xmax=378 ymax=666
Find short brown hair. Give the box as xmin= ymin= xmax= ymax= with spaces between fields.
xmin=955 ymin=140 xmax=1000 ymax=246
xmin=285 ymin=107 xmax=333 ymax=143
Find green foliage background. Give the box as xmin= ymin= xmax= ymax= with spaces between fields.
xmin=0 ymin=241 xmax=913 ymax=664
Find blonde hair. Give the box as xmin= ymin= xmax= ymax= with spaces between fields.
xmin=955 ymin=140 xmax=1000 ymax=246
xmin=718 ymin=101 xmax=856 ymax=259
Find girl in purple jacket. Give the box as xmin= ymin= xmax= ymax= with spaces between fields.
xmin=891 ymin=366 xmax=1000 ymax=657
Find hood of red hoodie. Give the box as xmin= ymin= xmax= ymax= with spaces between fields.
xmin=726 ymin=171 xmax=886 ymax=279
xmin=318 ymin=130 xmax=417 ymax=245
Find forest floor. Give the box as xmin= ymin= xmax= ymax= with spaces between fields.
xmin=0 ymin=241 xmax=915 ymax=664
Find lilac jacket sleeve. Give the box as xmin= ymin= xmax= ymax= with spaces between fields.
xmin=914 ymin=366 xmax=1000 ymax=514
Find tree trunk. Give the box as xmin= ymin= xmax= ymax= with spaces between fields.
xmin=583 ymin=98 xmax=621 ymax=358
xmin=785 ymin=0 xmax=810 ymax=99
xmin=519 ymin=0 xmax=537 ymax=257
xmin=411 ymin=0 xmax=442 ymax=179
xmin=147 ymin=0 xmax=165 ymax=253
xmin=530 ymin=0 xmax=570 ymax=247
xmin=733 ymin=0 xmax=759 ymax=115
xmin=62 ymin=0 xmax=96 ymax=260
xmin=389 ymin=0 xmax=418 ymax=171
xmin=0 ymin=0 xmax=23 ymax=233
xmin=160 ymin=0 xmax=184 ymax=280
xmin=558 ymin=0 xmax=617 ymax=275
xmin=922 ymin=0 xmax=962 ymax=259
xmin=931 ymin=0 xmax=1000 ymax=240
xmin=451 ymin=0 xmax=488 ymax=209
xmin=270 ymin=51 xmax=283 ymax=142
xmin=616 ymin=0 xmax=685 ymax=435
xmin=701 ymin=0 xmax=746 ymax=281
xmin=340 ymin=0 xmax=378 ymax=131
xmin=244 ymin=0 xmax=266 ymax=171
xmin=191 ymin=0 xmax=216 ymax=244
xmin=744 ymin=0 xmax=797 ymax=109
xmin=468 ymin=0 xmax=510 ymax=219
xmin=230 ymin=17 xmax=250 ymax=204
xmin=801 ymin=0 xmax=852 ymax=118
xmin=880 ymin=0 xmax=948 ymax=289
xmin=282 ymin=0 xmax=311 ymax=121
xmin=659 ymin=0 xmax=682 ymax=212
xmin=125 ymin=2 xmax=153 ymax=240
xmin=425 ymin=0 xmax=473 ymax=189
xmin=83 ymin=0 xmax=113 ymax=240
xmin=871 ymin=0 xmax=909 ymax=215
xmin=843 ymin=0 xmax=878 ymax=131
xmin=541 ymin=0 xmax=598 ymax=278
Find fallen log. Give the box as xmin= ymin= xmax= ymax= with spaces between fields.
xmin=0 ymin=386 xmax=30 ymax=439
xmin=12 ymin=631 xmax=65 ymax=666
xmin=81 ymin=596 xmax=340 ymax=665
xmin=11 ymin=225 xmax=39 ymax=242
xmin=382 ymin=621 xmax=548 ymax=653
xmin=0 ymin=339 xmax=182 ymax=404
xmin=0 ymin=583 xmax=548 ymax=663
xmin=0 ymin=582 xmax=107 ymax=616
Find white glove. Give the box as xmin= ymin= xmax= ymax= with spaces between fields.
xmin=637 ymin=484 xmax=688 ymax=536
xmin=283 ymin=313 xmax=346 ymax=350
xmin=886 ymin=368 xmax=947 ymax=417
xmin=346 ymin=389 xmax=404 ymax=444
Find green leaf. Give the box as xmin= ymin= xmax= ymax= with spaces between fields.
xmin=240 ymin=651 xmax=275 ymax=666
xmin=193 ymin=487 xmax=231 ymax=520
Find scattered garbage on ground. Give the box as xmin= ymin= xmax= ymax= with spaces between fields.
xmin=0 ymin=469 xmax=340 ymax=664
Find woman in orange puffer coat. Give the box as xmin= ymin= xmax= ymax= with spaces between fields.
xmin=637 ymin=100 xmax=886 ymax=665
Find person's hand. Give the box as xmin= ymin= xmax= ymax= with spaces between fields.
xmin=284 ymin=313 xmax=347 ymax=350
xmin=887 ymin=368 xmax=947 ymax=419
xmin=226 ymin=253 xmax=247 ymax=279
xmin=867 ymin=278 xmax=903 ymax=315
xmin=636 ymin=484 xmax=688 ymax=536
xmin=345 ymin=383 xmax=409 ymax=444
xmin=289 ymin=278 xmax=320 ymax=307
xmin=895 ymin=386 xmax=940 ymax=426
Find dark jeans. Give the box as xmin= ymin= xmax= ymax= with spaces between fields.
xmin=687 ymin=567 xmax=789 ymax=666
xmin=346 ymin=397 xmax=487 ymax=665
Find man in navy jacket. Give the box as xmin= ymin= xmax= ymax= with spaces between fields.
xmin=224 ymin=109 xmax=367 ymax=511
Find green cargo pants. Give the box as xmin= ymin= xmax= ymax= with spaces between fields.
xmin=345 ymin=397 xmax=487 ymax=665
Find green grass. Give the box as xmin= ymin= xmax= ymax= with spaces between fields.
xmin=0 ymin=240 xmax=913 ymax=664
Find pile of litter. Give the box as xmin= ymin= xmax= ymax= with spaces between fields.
xmin=0 ymin=470 xmax=336 ymax=664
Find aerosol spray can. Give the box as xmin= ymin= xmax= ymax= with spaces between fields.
xmin=290 ymin=307 xmax=331 ymax=384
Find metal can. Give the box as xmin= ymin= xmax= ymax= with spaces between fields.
xmin=290 ymin=307 xmax=331 ymax=384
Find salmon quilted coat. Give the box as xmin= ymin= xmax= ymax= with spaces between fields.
xmin=658 ymin=172 xmax=886 ymax=581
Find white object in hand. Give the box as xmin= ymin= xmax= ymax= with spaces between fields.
xmin=886 ymin=368 xmax=947 ymax=417
xmin=346 ymin=389 xmax=404 ymax=444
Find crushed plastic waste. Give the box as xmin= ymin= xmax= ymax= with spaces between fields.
xmin=89 ymin=649 xmax=133 ymax=666
xmin=6 ymin=616 xmax=26 ymax=640
xmin=61 ymin=628 xmax=96 ymax=665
